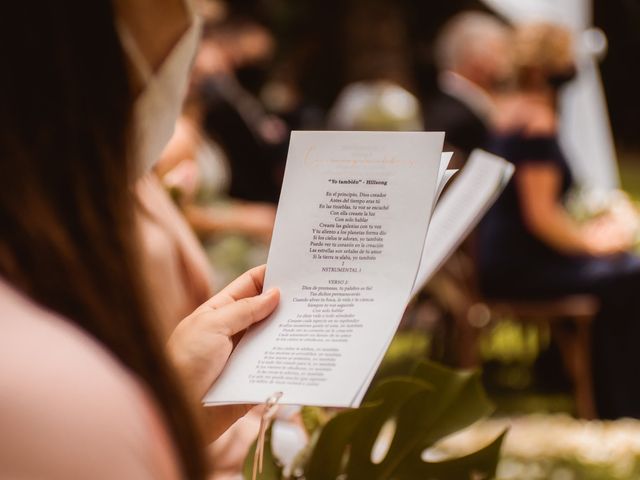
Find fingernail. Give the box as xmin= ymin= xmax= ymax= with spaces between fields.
xmin=262 ymin=287 xmax=278 ymax=297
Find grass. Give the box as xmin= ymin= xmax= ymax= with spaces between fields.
xmin=620 ymin=151 xmax=640 ymax=198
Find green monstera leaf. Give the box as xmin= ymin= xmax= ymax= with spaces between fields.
xmin=304 ymin=404 xmax=380 ymax=478
xmin=305 ymin=361 xmax=504 ymax=480
xmin=394 ymin=431 xmax=508 ymax=480
xmin=244 ymin=361 xmax=506 ymax=480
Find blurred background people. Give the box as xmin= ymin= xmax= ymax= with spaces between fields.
xmin=156 ymin=25 xmax=276 ymax=289
xmin=150 ymin=0 xmax=640 ymax=474
xmin=426 ymin=12 xmax=512 ymax=164
xmin=198 ymin=16 xmax=287 ymax=203
xmin=478 ymin=22 xmax=640 ymax=419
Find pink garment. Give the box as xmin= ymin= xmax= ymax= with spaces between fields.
xmin=0 ymin=279 xmax=182 ymax=479
xmin=136 ymin=173 xmax=214 ymax=337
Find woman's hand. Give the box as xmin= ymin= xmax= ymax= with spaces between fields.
xmin=516 ymin=163 xmax=634 ymax=257
xmin=168 ymin=265 xmax=279 ymax=397
xmin=582 ymin=216 xmax=635 ymax=256
xmin=167 ymin=265 xmax=279 ymax=440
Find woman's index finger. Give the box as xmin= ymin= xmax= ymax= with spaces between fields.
xmin=197 ymin=265 xmax=267 ymax=312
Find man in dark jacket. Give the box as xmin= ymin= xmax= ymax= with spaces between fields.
xmin=426 ymin=12 xmax=511 ymax=164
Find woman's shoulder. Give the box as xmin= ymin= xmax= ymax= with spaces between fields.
xmin=0 ymin=280 xmax=180 ymax=480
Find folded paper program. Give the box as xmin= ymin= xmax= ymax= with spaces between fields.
xmin=204 ymin=131 xmax=512 ymax=408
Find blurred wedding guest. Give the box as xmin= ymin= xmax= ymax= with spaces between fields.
xmin=426 ymin=12 xmax=511 ymax=163
xmin=199 ymin=18 xmax=287 ymax=203
xmin=0 ymin=1 xmax=280 ymax=478
xmin=156 ymin=34 xmax=276 ymax=289
xmin=261 ymin=75 xmax=326 ymax=132
xmin=478 ymin=22 xmax=640 ymax=419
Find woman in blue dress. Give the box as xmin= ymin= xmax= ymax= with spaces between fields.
xmin=478 ymin=23 xmax=640 ymax=419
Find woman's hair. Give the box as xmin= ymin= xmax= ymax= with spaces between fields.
xmin=0 ymin=2 xmax=206 ymax=478
xmin=512 ymin=22 xmax=574 ymax=88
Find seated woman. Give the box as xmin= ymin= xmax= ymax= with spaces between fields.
xmin=478 ymin=22 xmax=640 ymax=419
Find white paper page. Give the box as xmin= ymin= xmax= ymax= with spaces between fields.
xmin=351 ymin=150 xmax=513 ymax=406
xmin=436 ymin=169 xmax=458 ymax=204
xmin=347 ymin=165 xmax=456 ymax=407
xmin=438 ymin=152 xmax=454 ymax=183
xmin=204 ymin=131 xmax=445 ymax=407
xmin=432 ymin=153 xmax=454 ymax=203
xmin=411 ymin=150 xmax=514 ymax=297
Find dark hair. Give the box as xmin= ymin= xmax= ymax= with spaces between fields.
xmin=0 ymin=2 xmax=206 ymax=478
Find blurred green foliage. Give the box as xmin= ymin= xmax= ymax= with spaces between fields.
xmin=244 ymin=361 xmax=505 ymax=479
xmin=620 ymin=156 xmax=640 ymax=199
